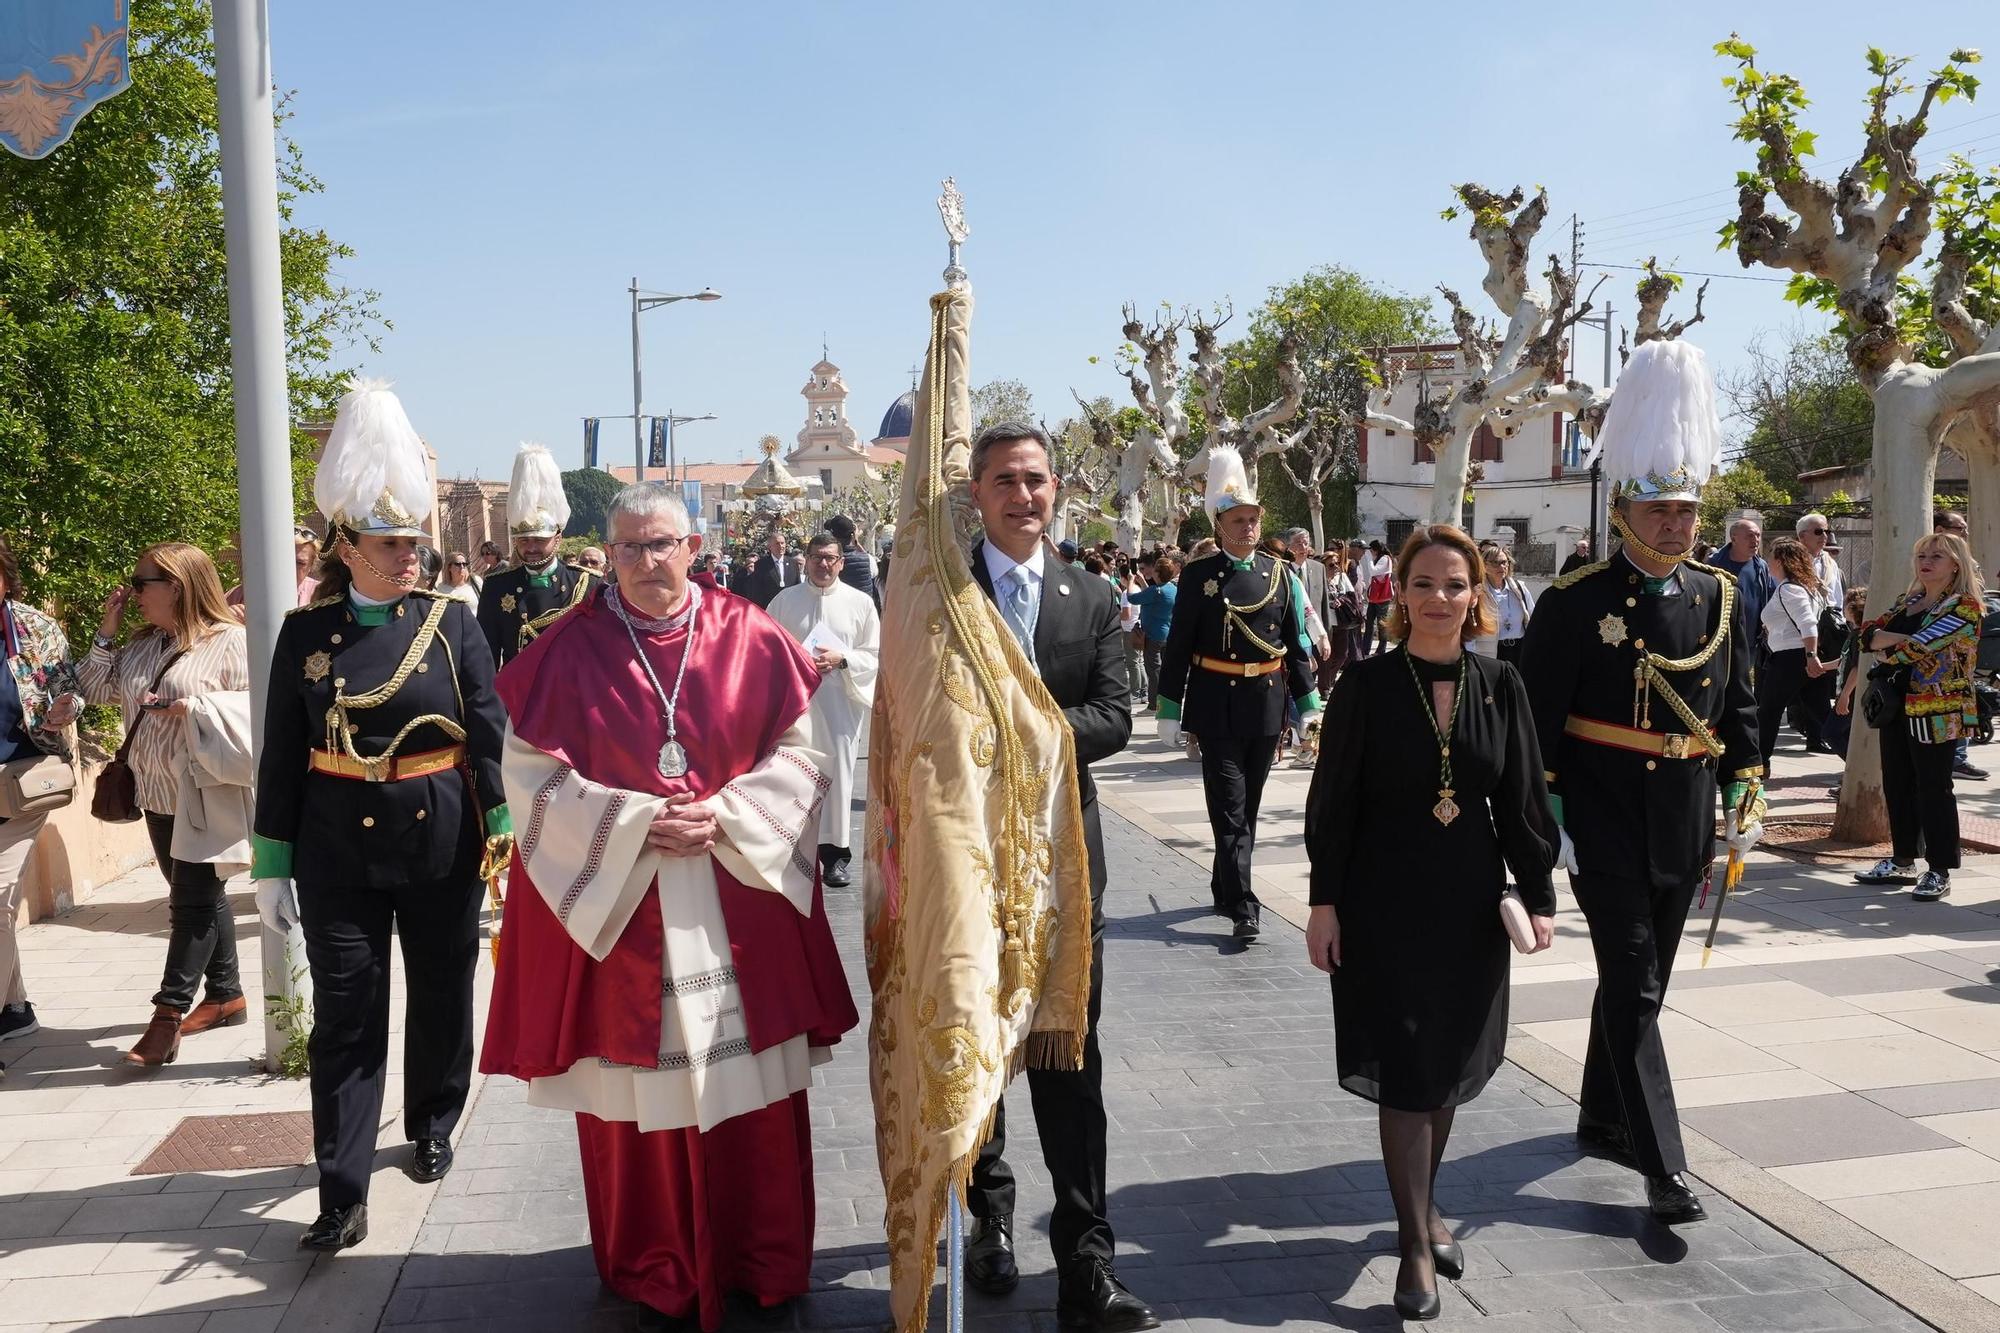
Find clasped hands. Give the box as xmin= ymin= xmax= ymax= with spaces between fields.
xmin=648 ymin=791 xmax=720 ymax=857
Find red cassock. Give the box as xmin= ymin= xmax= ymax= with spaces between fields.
xmin=480 ymin=585 xmax=858 ymax=1328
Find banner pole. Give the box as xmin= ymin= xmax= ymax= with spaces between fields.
xmin=945 ymin=1184 xmax=966 ymax=1333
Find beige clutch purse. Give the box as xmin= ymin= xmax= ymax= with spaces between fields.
xmin=1499 ymin=889 xmax=1536 ymax=954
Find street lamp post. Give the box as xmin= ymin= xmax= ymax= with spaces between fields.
xmin=629 ymin=280 xmax=720 ymax=481
xmin=663 ymin=411 xmax=717 ymax=482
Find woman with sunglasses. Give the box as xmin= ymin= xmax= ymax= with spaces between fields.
xmin=83 ymin=543 xmax=251 ymax=1066
xmin=438 ymin=551 xmax=480 ymax=606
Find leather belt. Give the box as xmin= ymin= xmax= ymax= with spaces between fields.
xmin=1194 ymin=653 xmax=1282 ymax=678
xmin=310 ymin=744 xmax=464 ymax=783
xmin=1563 ymin=715 xmax=1712 ymax=761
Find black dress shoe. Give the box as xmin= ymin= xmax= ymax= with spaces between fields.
xmin=408 ymin=1137 xmax=454 ymax=1183
xmin=1576 ymin=1118 xmax=1635 ymax=1166
xmin=1232 ymin=914 xmax=1261 ymax=941
xmin=1429 ymin=1239 xmax=1464 ymax=1280
xmin=1057 ymin=1257 xmax=1159 ymax=1331
xmin=822 ymin=859 xmax=851 ymax=888
xmin=965 ymin=1214 xmax=1018 ymax=1295
xmin=1646 ymin=1173 xmax=1707 ymax=1224
xmin=298 ymin=1203 xmax=368 ymax=1250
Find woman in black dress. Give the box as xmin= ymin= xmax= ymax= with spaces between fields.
xmin=1304 ymin=525 xmax=1558 ymax=1320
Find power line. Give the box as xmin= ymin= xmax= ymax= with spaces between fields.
xmin=1579 ymin=260 xmax=1790 ymax=283
xmin=1579 ymin=110 xmax=2000 ymax=233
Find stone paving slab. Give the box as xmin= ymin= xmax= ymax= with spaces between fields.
xmin=369 ymin=803 xmax=1925 ymax=1332
xmin=1099 ymin=718 xmax=2000 ymax=1331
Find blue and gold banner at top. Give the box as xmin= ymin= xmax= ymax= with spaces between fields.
xmin=0 ymin=0 xmax=131 ymax=159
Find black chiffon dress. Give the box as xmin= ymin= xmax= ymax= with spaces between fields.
xmin=1304 ymin=649 xmax=1559 ymax=1111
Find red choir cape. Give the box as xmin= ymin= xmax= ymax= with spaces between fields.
xmin=480 ymin=584 xmax=858 ymax=1082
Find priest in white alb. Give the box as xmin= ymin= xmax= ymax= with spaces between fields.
xmin=765 ymin=528 xmax=881 ymax=888
xmin=480 ymin=482 xmax=857 ymax=1332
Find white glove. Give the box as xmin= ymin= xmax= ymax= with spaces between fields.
xmin=1725 ymin=811 xmax=1763 ymax=858
xmin=1557 ymin=826 xmax=1580 ymax=876
xmin=1157 ymin=716 xmax=1182 ymax=748
xmin=253 ymin=878 xmax=299 ymax=935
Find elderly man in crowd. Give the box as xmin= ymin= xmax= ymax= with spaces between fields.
xmin=481 ymin=482 xmax=856 ymax=1330
xmin=766 ymin=530 xmax=881 ymax=888
xmin=1709 ymin=511 xmax=1775 ymax=666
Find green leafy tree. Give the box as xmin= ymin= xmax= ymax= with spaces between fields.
xmin=1698 ymin=460 xmax=1792 ymax=539
xmin=1717 ymin=36 xmax=1997 ymax=844
xmin=1222 ymin=266 xmax=1437 ymax=548
xmin=561 ymin=467 xmax=624 ymax=539
xmin=0 ymin=0 xmax=384 ymax=636
xmin=970 ymin=378 xmax=1035 ymax=431
xmin=1717 ymin=325 xmax=1876 ymax=484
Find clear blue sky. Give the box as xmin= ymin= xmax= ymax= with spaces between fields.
xmin=269 ymin=1 xmax=1997 ymax=481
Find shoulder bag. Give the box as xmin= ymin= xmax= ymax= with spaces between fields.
xmin=1860 ymin=663 xmax=1909 ymax=730
xmin=0 ymin=754 xmax=74 ymax=818
xmin=90 ymin=646 xmax=187 ymax=824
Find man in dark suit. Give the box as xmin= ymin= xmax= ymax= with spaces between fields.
xmin=960 ymin=421 xmax=1156 ymax=1332
xmin=743 ymin=531 xmax=799 ymax=608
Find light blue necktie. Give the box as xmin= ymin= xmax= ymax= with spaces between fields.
xmin=1001 ymin=566 xmax=1038 ymax=667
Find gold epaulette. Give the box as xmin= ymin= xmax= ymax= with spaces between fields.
xmin=284 ymin=593 xmax=345 ymax=618
xmin=1550 ymin=559 xmax=1608 ymax=591
xmin=1690 ymin=560 xmax=1737 ymax=587
xmin=407 ymin=587 xmax=442 ymax=599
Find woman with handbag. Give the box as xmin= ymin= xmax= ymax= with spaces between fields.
xmin=0 ymin=537 xmax=83 ymax=1044
xmin=1853 ymin=532 xmax=1985 ymax=901
xmin=1756 ymin=537 xmax=1833 ymax=763
xmin=82 ymin=542 xmax=251 ymax=1066
xmin=1362 ymin=538 xmax=1396 ymax=657
xmin=1302 ymin=525 xmax=1558 ymax=1320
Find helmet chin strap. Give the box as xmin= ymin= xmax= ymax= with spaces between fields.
xmin=339 ymin=533 xmax=420 ymax=591
xmin=1610 ymin=508 xmax=1693 ymax=568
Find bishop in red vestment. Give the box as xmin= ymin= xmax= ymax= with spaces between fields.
xmin=480 ymin=485 xmax=857 ymax=1330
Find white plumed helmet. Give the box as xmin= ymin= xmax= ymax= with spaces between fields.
xmin=314 ymin=380 xmax=434 ymax=538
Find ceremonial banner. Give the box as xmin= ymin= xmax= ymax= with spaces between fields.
xmin=680 ymin=479 xmax=702 ymax=519
xmin=864 ymin=281 xmax=1093 ymax=1332
xmin=582 ymin=417 xmax=600 ymax=469
xmin=648 ymin=416 xmax=667 ymax=469
xmin=0 ymin=1 xmax=130 ymax=160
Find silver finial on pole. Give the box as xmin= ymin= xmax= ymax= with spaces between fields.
xmin=938 ymin=176 xmax=969 ymax=289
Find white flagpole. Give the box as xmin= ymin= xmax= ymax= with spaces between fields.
xmin=213 ymin=0 xmax=309 ymax=1066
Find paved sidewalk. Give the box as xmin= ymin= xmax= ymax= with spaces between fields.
xmin=1099 ymin=713 xmax=2000 ymax=1332
xmin=371 ymin=806 xmax=1923 ymax=1332
xmin=0 ymin=866 xmax=494 ymax=1333
xmin=0 ymin=733 xmax=1972 ymax=1331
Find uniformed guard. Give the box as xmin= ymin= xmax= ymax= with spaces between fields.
xmin=249 ymin=381 xmax=511 ymax=1252
xmin=1519 ymin=338 xmax=1763 ymax=1226
xmin=475 ymin=443 xmax=597 ymax=667
xmin=1155 ymin=445 xmax=1321 ymax=940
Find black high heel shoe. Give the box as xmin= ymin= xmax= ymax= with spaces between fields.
xmin=1394 ymin=1245 xmax=1441 ymax=1322
xmin=1429 ymin=1238 xmax=1464 ymax=1280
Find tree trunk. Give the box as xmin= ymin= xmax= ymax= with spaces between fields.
xmin=1427 ymin=415 xmax=1477 ymax=527
xmin=1831 ymin=364 xmax=1946 ymax=844
xmin=1306 ymin=494 xmax=1324 ymax=553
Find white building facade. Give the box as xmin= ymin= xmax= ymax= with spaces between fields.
xmin=1354 ymin=344 xmax=1599 ymax=573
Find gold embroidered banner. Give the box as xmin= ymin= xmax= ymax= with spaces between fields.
xmin=863 ymin=284 xmax=1092 ymax=1333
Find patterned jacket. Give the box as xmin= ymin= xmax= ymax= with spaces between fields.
xmin=4 ymin=601 xmax=76 ymax=761
xmin=1864 ymin=591 xmax=1982 ymax=744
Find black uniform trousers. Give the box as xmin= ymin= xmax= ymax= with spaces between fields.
xmin=300 ymin=871 xmax=482 ymax=1210
xmin=1200 ymin=733 xmax=1280 ymax=923
xmin=1881 ymin=728 xmax=1961 ymax=872
xmin=1574 ymin=870 xmax=1699 ymax=1178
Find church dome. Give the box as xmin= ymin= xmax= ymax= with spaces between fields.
xmin=876 ymin=390 xmax=915 ymax=442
